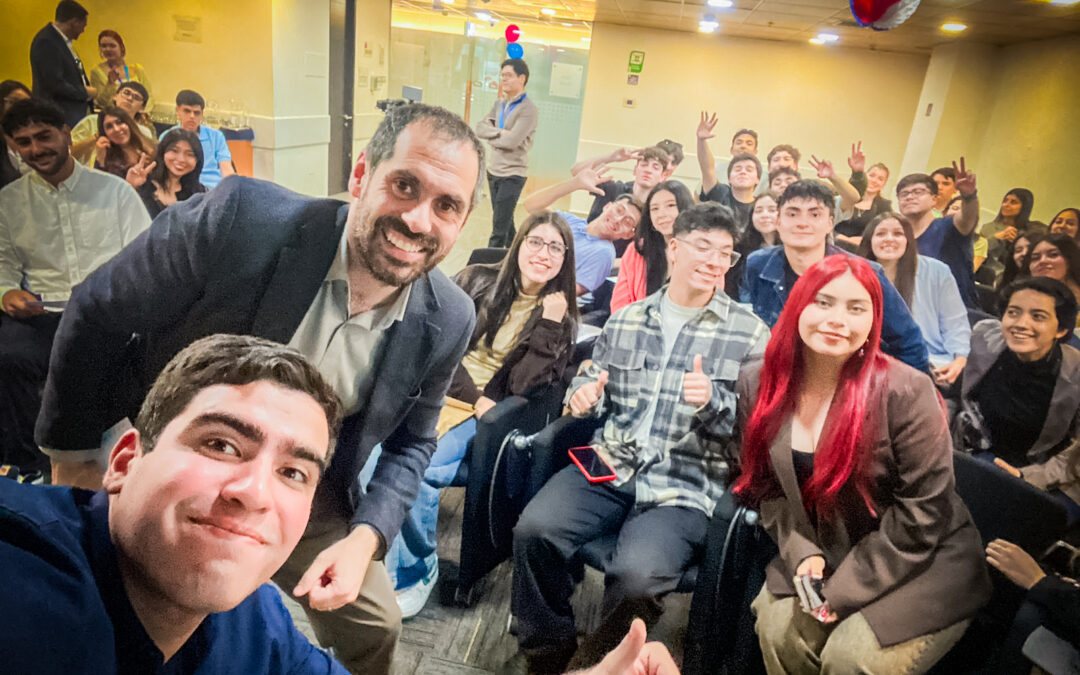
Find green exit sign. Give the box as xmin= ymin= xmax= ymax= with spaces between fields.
xmin=628 ymin=50 xmax=645 ymax=73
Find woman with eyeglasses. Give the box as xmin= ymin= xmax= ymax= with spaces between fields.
xmin=89 ymin=30 xmax=152 ymax=112
xmin=610 ymin=180 xmax=694 ymax=313
xmin=385 ymin=211 xmax=579 ymax=618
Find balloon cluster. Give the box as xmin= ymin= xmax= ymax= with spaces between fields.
xmin=849 ymin=0 xmax=921 ymax=30
xmin=505 ymin=24 xmax=523 ymax=59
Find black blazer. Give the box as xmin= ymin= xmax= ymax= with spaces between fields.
xmin=36 ymin=176 xmax=477 ymax=544
xmin=30 ymin=23 xmax=90 ymax=127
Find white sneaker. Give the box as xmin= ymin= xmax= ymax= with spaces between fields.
xmin=395 ymin=563 xmax=439 ymax=619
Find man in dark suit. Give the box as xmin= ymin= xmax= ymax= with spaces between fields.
xmin=36 ymin=102 xmax=485 ymax=675
xmin=30 ymin=1 xmax=94 ymax=128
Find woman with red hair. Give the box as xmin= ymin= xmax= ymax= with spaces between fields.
xmin=89 ymin=30 xmax=152 ymax=112
xmin=733 ymin=254 xmax=990 ymax=673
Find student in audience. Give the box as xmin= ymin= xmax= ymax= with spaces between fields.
xmin=767 ymin=166 xmax=800 ymax=197
xmin=696 ymin=113 xmax=760 ymax=225
xmin=1049 ymin=207 xmax=1080 ymax=242
xmin=931 ymin=166 xmax=956 ymax=215
xmin=952 ymin=277 xmax=1080 ymax=517
xmin=982 ymin=188 xmax=1044 ymax=277
xmin=735 ymin=254 xmax=991 ymax=675
xmin=857 ymin=213 xmax=970 ymax=384
xmin=726 ymin=193 xmax=780 ymax=300
xmin=160 ymin=89 xmax=234 ymax=189
xmin=503 ymin=203 xmax=769 ymax=674
xmin=90 ymin=106 xmax=154 ymax=180
xmin=88 ymin=30 xmax=152 ymax=112
xmin=0 ymin=81 xmax=32 ymax=188
xmin=522 ymin=166 xmax=643 ymax=295
xmin=741 ymin=180 xmax=929 ymax=371
xmin=390 ymin=212 xmax=578 ymax=617
xmin=37 ymin=102 xmax=482 ymax=675
xmin=0 ymin=98 xmax=150 ymax=480
xmin=655 ymin=139 xmax=684 ymax=179
xmin=1024 ymin=233 xmax=1080 ymax=306
xmin=610 ymin=181 xmax=693 ymax=313
xmin=571 ymin=146 xmax=669 ymax=223
xmin=994 ymin=231 xmax=1035 ymax=305
xmin=766 ymin=144 xmax=800 ymax=173
xmin=0 ymin=334 xmax=348 ymax=673
xmin=732 ymin=128 xmax=758 ymax=156
xmin=835 ymin=162 xmax=891 ymax=248
xmin=895 ymin=162 xmax=981 ymax=309
xmin=29 ymin=1 xmax=94 ymax=128
xmin=70 ymin=81 xmax=154 ymax=164
xmin=474 ymin=58 xmax=538 ymax=248
xmin=128 ymin=128 xmax=206 ymax=218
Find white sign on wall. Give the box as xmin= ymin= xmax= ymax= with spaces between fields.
xmin=549 ymin=62 xmax=584 ymax=99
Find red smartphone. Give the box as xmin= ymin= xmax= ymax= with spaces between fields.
xmin=568 ymin=446 xmax=617 ymax=483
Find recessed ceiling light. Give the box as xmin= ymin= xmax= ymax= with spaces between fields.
xmin=809 ymin=37 xmax=825 ymax=45
xmin=1049 ymin=0 xmax=1079 ymax=5
xmin=474 ymin=10 xmax=492 ymax=21
xmin=941 ymin=22 xmax=967 ymax=32
xmin=707 ymin=0 xmax=734 ymax=7
xmin=541 ymin=7 xmax=556 ymax=15
xmin=442 ymin=0 xmax=454 ymax=4
xmin=699 ymin=18 xmax=720 ymax=32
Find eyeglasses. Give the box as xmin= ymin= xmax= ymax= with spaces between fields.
xmin=676 ymin=238 xmax=741 ymax=265
xmin=897 ymin=187 xmax=932 ymax=200
xmin=117 ymin=88 xmax=145 ymax=103
xmin=523 ymin=236 xmax=566 ymax=258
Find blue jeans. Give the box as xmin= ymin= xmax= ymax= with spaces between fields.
xmin=371 ymin=418 xmax=476 ymax=591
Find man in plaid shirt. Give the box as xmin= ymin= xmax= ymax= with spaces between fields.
xmin=503 ymin=202 xmax=769 ymax=674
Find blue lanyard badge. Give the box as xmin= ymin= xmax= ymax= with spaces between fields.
xmin=498 ymin=94 xmax=525 ymax=130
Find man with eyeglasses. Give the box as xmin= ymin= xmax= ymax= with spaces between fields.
xmin=523 ymin=170 xmax=643 ymax=296
xmin=896 ymin=160 xmax=980 ymax=308
xmin=741 ymin=180 xmax=929 ymax=371
xmin=499 ymin=202 xmax=768 ymax=675
xmin=69 ymin=81 xmax=154 ymax=164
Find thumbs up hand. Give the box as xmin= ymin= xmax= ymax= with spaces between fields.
xmin=570 ymin=370 xmax=609 ymax=417
xmin=683 ymin=354 xmax=712 ymax=408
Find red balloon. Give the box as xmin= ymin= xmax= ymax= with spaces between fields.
xmin=505 ymin=24 xmax=521 ymax=42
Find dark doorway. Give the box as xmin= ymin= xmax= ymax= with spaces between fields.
xmin=328 ymin=0 xmax=356 ymax=195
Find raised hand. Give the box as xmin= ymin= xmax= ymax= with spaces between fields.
xmin=809 ymin=155 xmax=835 ymax=180
xmin=953 ymin=156 xmax=977 ymax=196
xmin=682 ymin=354 xmax=711 ymax=408
xmin=847 ymin=141 xmax=865 ymax=173
xmin=125 ymin=152 xmax=155 ymax=188
xmin=575 ymin=164 xmax=611 ymax=196
xmin=697 ymin=111 xmax=718 ymax=140
xmin=569 ymin=371 xmax=608 ymax=417
xmin=541 ymin=291 xmax=569 ymax=322
xmin=608 ymin=147 xmax=642 ymax=164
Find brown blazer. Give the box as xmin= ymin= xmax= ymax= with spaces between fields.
xmin=737 ymin=358 xmax=991 ymax=647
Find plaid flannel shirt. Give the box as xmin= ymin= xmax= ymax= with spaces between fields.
xmin=566 ymin=286 xmax=769 ymax=516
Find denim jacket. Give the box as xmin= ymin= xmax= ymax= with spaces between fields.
xmin=740 ymin=245 xmax=930 ymax=372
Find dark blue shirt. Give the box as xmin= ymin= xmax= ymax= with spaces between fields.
xmin=916 ymin=216 xmax=977 ymax=309
xmin=0 ymin=481 xmax=347 ymax=674
xmin=740 ymin=244 xmax=930 ymax=372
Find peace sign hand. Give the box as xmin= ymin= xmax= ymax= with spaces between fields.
xmin=953 ymin=156 xmax=977 ymax=196
xmin=809 ymin=155 xmax=835 ymax=180
xmin=125 ymin=152 xmax=155 ymax=188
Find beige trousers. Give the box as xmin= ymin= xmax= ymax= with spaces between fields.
xmin=273 ymin=518 xmax=402 ymax=675
xmin=751 ymin=585 xmax=970 ymax=675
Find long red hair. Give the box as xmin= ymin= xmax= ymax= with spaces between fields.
xmin=733 ymin=255 xmax=889 ymax=518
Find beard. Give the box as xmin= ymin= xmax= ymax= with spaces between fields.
xmin=349 ymin=205 xmax=444 ymax=287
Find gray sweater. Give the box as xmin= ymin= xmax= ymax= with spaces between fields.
xmin=474 ymin=95 xmax=538 ymax=178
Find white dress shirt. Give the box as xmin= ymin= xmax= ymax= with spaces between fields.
xmin=0 ymin=161 xmax=151 ymax=303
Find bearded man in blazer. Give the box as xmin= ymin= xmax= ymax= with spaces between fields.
xmin=35 ymin=103 xmax=484 ymax=675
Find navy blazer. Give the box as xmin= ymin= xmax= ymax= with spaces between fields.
xmin=740 ymin=244 xmax=930 ymax=372
xmin=30 ymin=23 xmax=90 ymax=128
xmin=36 ymin=176 xmax=477 ymax=544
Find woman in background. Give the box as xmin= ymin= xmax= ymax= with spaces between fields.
xmin=857 ymin=213 xmax=970 ymax=385
xmin=982 ymin=188 xmax=1045 ymax=278
xmin=1024 ymin=233 xmax=1080 ymax=307
xmin=610 ymin=180 xmax=694 ymax=313
xmin=0 ymin=80 xmax=31 ymax=188
xmin=727 ymin=193 xmax=780 ymax=298
xmin=92 ymin=106 xmax=154 ymax=181
xmin=735 ymin=254 xmax=989 ymax=674
xmin=128 ymin=128 xmax=205 ymax=217
xmin=1049 ymin=207 xmax=1080 ymax=243
xmin=89 ymin=30 xmax=152 ymax=113
xmin=834 ymin=162 xmax=892 ymax=248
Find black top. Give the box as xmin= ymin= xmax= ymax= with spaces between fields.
xmin=834 ymin=196 xmax=893 ymax=240
xmin=700 ymin=182 xmax=753 ymax=235
xmin=975 ymin=344 xmax=1062 ymax=467
xmin=136 ymin=179 xmax=207 ymax=218
xmin=792 ymin=449 xmax=814 ymax=487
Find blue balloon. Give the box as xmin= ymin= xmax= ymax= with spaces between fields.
xmin=507 ymin=42 xmax=524 ymax=59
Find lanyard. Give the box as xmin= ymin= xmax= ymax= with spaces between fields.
xmin=498 ymin=94 xmax=525 ymax=130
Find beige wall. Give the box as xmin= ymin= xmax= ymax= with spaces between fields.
xmin=4 ymin=0 xmax=274 ymax=117
xmin=570 ymin=22 xmax=929 ymax=211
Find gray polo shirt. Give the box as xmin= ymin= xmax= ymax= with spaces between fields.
xmin=287 ymin=228 xmax=412 ymax=416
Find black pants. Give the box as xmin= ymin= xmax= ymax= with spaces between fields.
xmin=0 ymin=312 xmax=61 ymax=474
xmin=511 ymin=465 xmax=709 ymax=655
xmin=487 ymin=173 xmax=527 ymax=248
